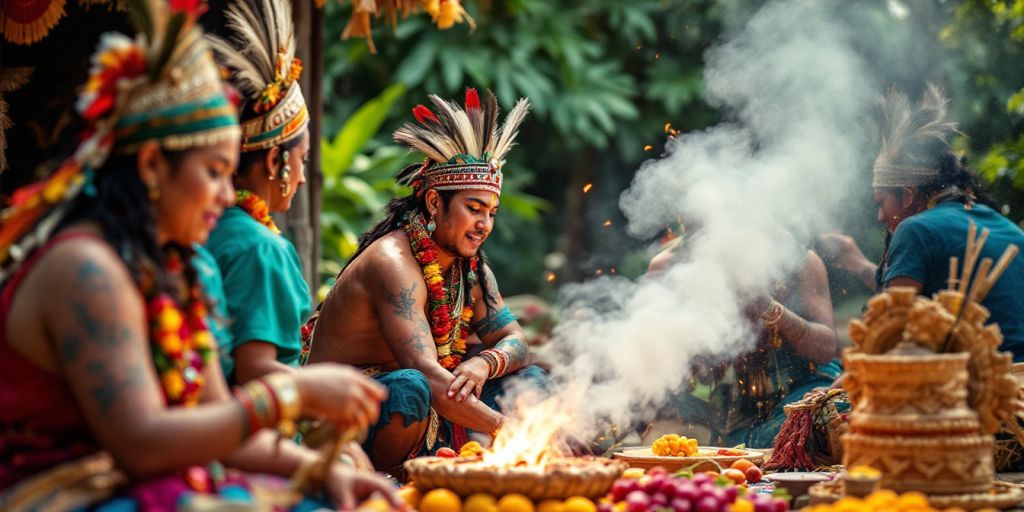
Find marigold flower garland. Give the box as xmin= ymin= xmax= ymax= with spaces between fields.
xmin=148 ymin=251 xmax=215 ymax=406
xmin=403 ymin=211 xmax=476 ymax=369
xmin=236 ymin=190 xmax=280 ymax=234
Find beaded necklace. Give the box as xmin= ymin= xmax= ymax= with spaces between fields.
xmin=235 ymin=190 xmax=280 ymax=234
xmin=148 ymin=252 xmax=215 ymax=406
xmin=402 ymin=212 xmax=476 ymax=369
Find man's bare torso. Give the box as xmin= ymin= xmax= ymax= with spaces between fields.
xmin=307 ymin=230 xmax=484 ymax=370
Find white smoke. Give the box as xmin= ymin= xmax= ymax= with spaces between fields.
xmin=507 ymin=0 xmax=884 ymax=441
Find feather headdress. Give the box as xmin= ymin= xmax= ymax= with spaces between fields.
xmin=394 ymin=88 xmax=529 ymax=196
xmin=205 ymin=0 xmax=309 ymax=152
xmin=0 ymin=0 xmax=239 ymax=281
xmin=873 ymin=84 xmax=962 ymax=188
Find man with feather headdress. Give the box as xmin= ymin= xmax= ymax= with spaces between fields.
xmin=306 ymin=89 xmax=547 ymax=472
xmin=822 ymin=85 xmax=1024 ymax=361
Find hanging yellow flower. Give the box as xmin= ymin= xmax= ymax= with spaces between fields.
xmin=433 ymin=0 xmax=474 ymax=30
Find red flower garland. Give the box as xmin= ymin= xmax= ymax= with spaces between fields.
xmin=148 ymin=251 xmax=215 ymax=406
xmin=403 ymin=212 xmax=476 ymax=369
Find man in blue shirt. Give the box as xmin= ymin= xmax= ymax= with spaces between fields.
xmin=821 ymin=85 xmax=1024 ymax=361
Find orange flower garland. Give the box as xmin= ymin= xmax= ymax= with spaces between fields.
xmin=236 ymin=190 xmax=280 ymax=234
xmin=403 ymin=211 xmax=475 ymax=369
xmin=148 ymin=251 xmax=215 ymax=406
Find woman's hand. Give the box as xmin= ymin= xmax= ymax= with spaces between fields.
xmin=325 ymin=464 xmax=404 ymax=511
xmin=294 ymin=364 xmax=387 ymax=431
xmin=449 ymin=357 xmax=490 ymax=403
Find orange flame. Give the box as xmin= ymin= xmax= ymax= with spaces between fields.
xmin=582 ymin=183 xmax=593 ymax=194
xmin=482 ymin=394 xmax=573 ymax=470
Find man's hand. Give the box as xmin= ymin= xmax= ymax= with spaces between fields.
xmin=818 ymin=233 xmax=870 ymax=273
xmin=449 ymin=357 xmax=490 ymax=403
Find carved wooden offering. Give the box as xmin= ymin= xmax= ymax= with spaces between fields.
xmin=843 ymin=226 xmax=1019 ymax=497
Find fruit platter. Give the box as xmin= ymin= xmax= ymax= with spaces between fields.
xmin=614 ymin=435 xmax=766 ymax=473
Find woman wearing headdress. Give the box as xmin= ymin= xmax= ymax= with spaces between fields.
xmin=202 ymin=0 xmax=314 ymax=387
xmin=0 ymin=1 xmax=398 ymax=509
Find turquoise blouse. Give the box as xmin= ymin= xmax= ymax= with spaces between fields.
xmin=204 ymin=207 xmax=311 ymax=380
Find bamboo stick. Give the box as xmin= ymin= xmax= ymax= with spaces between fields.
xmin=948 ymin=256 xmax=959 ymax=291
xmin=959 ymin=222 xmax=978 ymax=294
xmin=976 ymin=244 xmax=1020 ymax=302
xmin=967 ymin=257 xmax=994 ymax=306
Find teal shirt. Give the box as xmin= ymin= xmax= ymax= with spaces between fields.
xmin=884 ymin=202 xmax=1024 ymax=361
xmin=204 ymin=207 xmax=311 ymax=379
xmin=191 ymin=245 xmax=233 ymax=369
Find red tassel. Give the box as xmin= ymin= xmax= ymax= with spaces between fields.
xmin=464 ymin=88 xmax=480 ymax=110
xmin=412 ymin=105 xmax=438 ymax=124
xmin=451 ymin=424 xmax=469 ymax=452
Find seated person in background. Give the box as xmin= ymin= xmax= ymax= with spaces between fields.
xmin=820 ymin=85 xmax=1024 ymax=362
xmin=0 ymin=6 xmax=396 ymax=509
xmin=649 ymin=229 xmax=840 ymax=449
xmin=307 ymin=90 xmax=546 ymax=473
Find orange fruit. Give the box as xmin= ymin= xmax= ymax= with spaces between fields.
xmin=420 ymin=488 xmax=463 ymax=512
xmin=497 ymin=494 xmax=535 ymax=512
xmin=537 ymin=499 xmax=565 ymax=512
xmin=563 ymin=497 xmax=596 ymax=512
xmin=397 ymin=485 xmax=423 ymax=509
xmin=729 ymin=458 xmax=756 ymax=473
xmin=722 ymin=468 xmax=746 ymax=484
xmin=356 ymin=497 xmax=392 ymax=512
xmin=464 ymin=493 xmax=499 ymax=512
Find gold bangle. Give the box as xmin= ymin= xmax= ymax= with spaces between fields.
xmin=761 ymin=300 xmax=785 ymax=326
xmin=263 ymin=372 xmax=302 ymax=436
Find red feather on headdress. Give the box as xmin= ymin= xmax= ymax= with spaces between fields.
xmin=413 ymin=104 xmax=438 ymax=124
xmin=464 ymin=88 xmax=480 ymax=110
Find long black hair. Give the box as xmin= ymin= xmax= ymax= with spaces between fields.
xmin=53 ymin=150 xmax=198 ymax=302
xmin=345 ymin=190 xmax=500 ymax=310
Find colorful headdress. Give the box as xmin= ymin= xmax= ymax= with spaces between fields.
xmin=394 ymin=88 xmax=529 ymax=197
xmin=0 ymin=0 xmax=240 ymax=279
xmin=205 ymin=0 xmax=309 ymax=152
xmin=873 ymin=84 xmax=961 ymax=188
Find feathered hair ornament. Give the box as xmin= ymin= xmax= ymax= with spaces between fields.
xmin=394 ymin=88 xmax=529 ymax=196
xmin=205 ymin=0 xmax=309 ymax=152
xmin=873 ymin=83 xmax=962 ymax=188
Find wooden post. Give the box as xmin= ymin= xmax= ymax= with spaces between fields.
xmin=286 ymin=0 xmax=323 ymax=303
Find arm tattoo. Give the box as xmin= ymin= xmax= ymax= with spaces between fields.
xmin=400 ymin=321 xmax=431 ymax=355
xmin=384 ymin=282 xmax=417 ymax=321
xmin=473 ymin=305 xmax=517 ymax=337
xmin=64 ymin=261 xmax=143 ymax=411
xmin=87 ymin=360 xmax=143 ymax=412
xmin=495 ymin=336 xmax=529 ymax=367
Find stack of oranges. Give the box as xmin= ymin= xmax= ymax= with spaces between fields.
xmin=404 ymin=486 xmax=599 ymax=512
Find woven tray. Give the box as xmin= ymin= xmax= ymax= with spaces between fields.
xmin=613 ymin=446 xmax=765 ymax=473
xmin=404 ymin=457 xmax=626 ymax=500
xmin=809 ymin=480 xmax=1024 ymax=510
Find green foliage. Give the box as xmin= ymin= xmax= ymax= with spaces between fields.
xmin=940 ymin=0 xmax=1024 ymax=215
xmin=319 ymin=0 xmax=737 ymax=293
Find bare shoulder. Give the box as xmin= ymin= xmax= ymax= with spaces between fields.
xmin=355 ymin=231 xmax=422 ymax=283
xmin=32 ymin=229 xmax=137 ymax=298
xmin=801 ymin=249 xmax=828 ymax=281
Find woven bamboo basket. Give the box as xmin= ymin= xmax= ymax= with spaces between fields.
xmin=404 ymin=457 xmax=627 ymax=500
xmin=842 ymin=433 xmax=994 ymax=494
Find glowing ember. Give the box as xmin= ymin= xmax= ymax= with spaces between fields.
xmin=582 ymin=183 xmax=593 ymax=193
xmin=483 ymin=394 xmax=573 ymax=471
xmin=602 ymin=219 xmax=612 ymax=227
xmin=643 ymin=145 xmax=653 ymax=151
xmin=546 ymin=272 xmax=557 ymax=282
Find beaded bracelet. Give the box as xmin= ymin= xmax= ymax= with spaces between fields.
xmin=234 ymin=372 xmax=302 ymax=435
xmin=479 ymin=348 xmax=510 ymax=379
